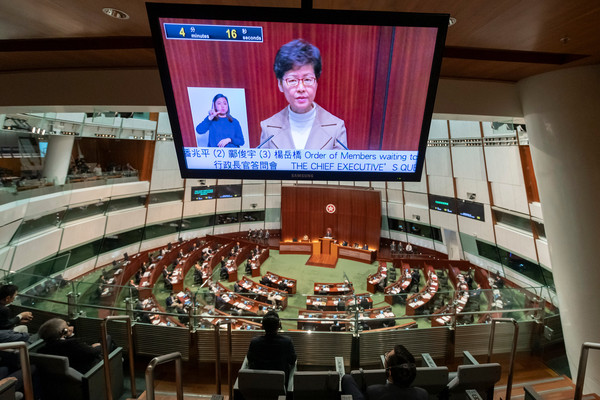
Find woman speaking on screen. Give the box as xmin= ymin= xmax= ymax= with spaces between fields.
xmin=196 ymin=94 xmax=245 ymax=148
xmin=259 ymin=39 xmax=348 ymax=150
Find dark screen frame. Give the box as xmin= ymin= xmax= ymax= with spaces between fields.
xmin=147 ymin=3 xmax=448 ymax=182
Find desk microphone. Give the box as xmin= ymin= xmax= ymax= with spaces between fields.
xmin=336 ymin=139 xmax=349 ymax=150
xmin=257 ymin=135 xmax=274 ymax=149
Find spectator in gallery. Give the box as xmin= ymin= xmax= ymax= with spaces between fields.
xmin=195 ymin=93 xmax=245 ymax=148
xmin=38 ymin=318 xmax=106 ymax=374
xmin=342 ymin=344 xmax=427 ymax=400
xmin=390 ymin=241 xmax=397 ymax=254
xmin=264 ymin=230 xmax=270 ymax=241
xmin=0 ymin=284 xmax=32 ymax=333
xmin=259 ymin=39 xmax=347 ymax=150
xmin=405 ymin=243 xmax=413 ymax=253
xmin=246 ymin=311 xmax=296 ymax=384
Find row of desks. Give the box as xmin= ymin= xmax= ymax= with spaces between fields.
xmin=297 ymin=306 xmax=396 ymax=331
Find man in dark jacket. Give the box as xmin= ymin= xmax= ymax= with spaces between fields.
xmin=246 ymin=311 xmax=296 ymax=384
xmin=37 ymin=318 xmax=103 ymax=374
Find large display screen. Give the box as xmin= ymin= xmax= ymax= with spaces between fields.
xmin=457 ymin=200 xmax=485 ymax=221
xmin=190 ymin=186 xmax=216 ymax=201
xmin=428 ymin=194 xmax=457 ymax=214
xmin=216 ymin=184 xmax=242 ymax=199
xmin=147 ymin=3 xmax=448 ymax=181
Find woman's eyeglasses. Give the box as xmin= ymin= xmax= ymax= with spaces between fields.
xmin=283 ymin=77 xmax=316 ymax=87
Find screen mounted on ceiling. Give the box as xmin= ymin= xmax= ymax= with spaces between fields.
xmin=147 ymin=3 xmax=448 ymax=181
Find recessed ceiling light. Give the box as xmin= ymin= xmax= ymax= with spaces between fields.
xmin=448 ymin=17 xmax=457 ymax=27
xmin=102 ymin=8 xmax=130 ymax=20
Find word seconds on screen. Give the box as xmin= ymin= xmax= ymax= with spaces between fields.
xmin=164 ymin=23 xmax=263 ymax=42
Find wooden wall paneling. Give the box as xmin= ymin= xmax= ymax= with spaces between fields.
xmin=281 ymin=186 xmax=382 ymax=248
xmin=382 ymin=27 xmax=438 ymax=151
xmin=366 ymin=190 xmax=382 ymax=249
xmin=336 ymin=188 xmax=353 ymax=243
xmin=139 ymin=141 xmax=155 ymax=182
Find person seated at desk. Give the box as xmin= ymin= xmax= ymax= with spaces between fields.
xmin=302 ymin=234 xmax=309 ymax=241
xmin=341 ymin=240 xmax=348 ymax=246
xmin=324 ymin=227 xmax=333 ymax=238
xmin=360 ymin=296 xmax=371 ymax=310
xmin=193 ymin=262 xmax=203 ymax=285
xmin=162 ymin=266 xmax=173 ymax=289
xmin=353 ymin=243 xmax=360 ymax=248
xmin=165 ymin=292 xmax=176 ymax=311
xmin=330 ymin=320 xmax=343 ymax=332
xmin=176 ymin=306 xmax=189 ymax=324
xmin=411 ymin=269 xmax=421 ymax=287
xmin=133 ymin=269 xmax=141 ymax=285
xmin=246 ymin=311 xmax=296 ymax=384
xmin=278 ymin=280 xmax=288 ymax=292
xmin=362 ymin=243 xmax=369 ymax=250
xmin=342 ymin=344 xmax=427 ymax=400
xmin=233 ymin=282 xmax=241 ymax=293
xmin=267 ymin=291 xmax=277 ymax=308
xmin=220 ymin=264 xmax=229 ymax=280
xmin=493 ymin=275 xmax=505 ymax=289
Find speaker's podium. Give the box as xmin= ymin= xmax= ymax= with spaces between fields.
xmin=308 ymin=236 xmax=338 ymax=268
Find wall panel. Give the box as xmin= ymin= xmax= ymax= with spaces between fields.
xmin=12 ymin=230 xmax=62 ymax=271
xmin=60 ymin=216 xmax=107 ymax=251
xmin=105 ymin=208 xmax=147 ymax=235
xmin=495 ymin=225 xmax=537 ymax=261
xmin=146 ymin=202 xmax=183 ymax=224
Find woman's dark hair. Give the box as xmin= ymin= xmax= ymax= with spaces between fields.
xmin=273 ymin=39 xmax=322 ymax=80
xmin=212 ymin=93 xmax=233 ymax=122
